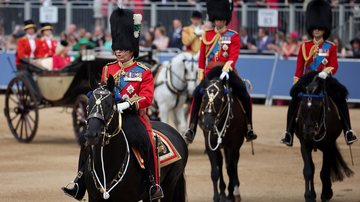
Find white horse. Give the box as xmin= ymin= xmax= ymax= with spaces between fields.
xmin=154 ymin=52 xmax=199 ymax=134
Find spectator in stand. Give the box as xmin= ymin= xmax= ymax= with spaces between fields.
xmin=239 ymin=26 xmax=256 ymax=50
xmin=77 ymin=28 xmax=87 ymax=39
xmin=66 ymin=24 xmax=78 ymax=40
xmin=93 ymin=25 xmax=105 ymax=48
xmin=168 ymin=19 xmax=183 ymax=50
xmin=280 ymin=31 xmax=299 ymax=58
xmin=255 ymin=27 xmax=275 ymax=52
xmin=350 ymin=37 xmax=360 ymax=58
xmin=140 ymin=31 xmax=155 ymax=48
xmin=153 ymin=25 xmax=169 ymax=50
xmin=6 ymin=34 xmax=18 ymax=51
xmin=0 ymin=27 xmax=5 ymax=51
xmin=301 ymin=34 xmax=309 ymax=42
xmin=53 ymin=40 xmax=71 ymax=70
xmin=103 ymin=30 xmax=112 ymax=51
xmin=332 ymin=36 xmax=347 ymax=58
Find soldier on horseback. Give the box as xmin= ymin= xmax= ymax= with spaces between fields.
xmin=184 ymin=0 xmax=258 ymax=144
xmin=281 ymin=0 xmax=358 ymax=147
xmin=62 ymin=8 xmax=163 ymax=201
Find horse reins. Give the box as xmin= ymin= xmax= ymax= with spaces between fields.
xmin=87 ymin=88 xmax=131 ymax=200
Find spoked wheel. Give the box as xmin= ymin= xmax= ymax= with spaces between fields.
xmin=72 ymin=95 xmax=88 ymax=145
xmin=4 ymin=77 xmax=39 ymax=143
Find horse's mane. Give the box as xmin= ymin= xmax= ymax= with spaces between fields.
xmin=171 ymin=52 xmax=192 ymax=66
xmin=290 ymin=71 xmax=348 ymax=100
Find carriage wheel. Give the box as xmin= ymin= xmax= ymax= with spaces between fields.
xmin=4 ymin=77 xmax=39 ymax=143
xmin=72 ymin=95 xmax=88 ymax=145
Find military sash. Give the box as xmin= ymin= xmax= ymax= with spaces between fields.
xmin=308 ymin=42 xmax=331 ymax=71
xmin=206 ymin=30 xmax=235 ymax=62
xmin=118 ymin=65 xmax=145 ymax=90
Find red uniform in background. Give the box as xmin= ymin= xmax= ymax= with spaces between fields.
xmin=38 ymin=37 xmax=58 ymax=58
xmin=294 ymin=40 xmax=338 ymax=82
xmin=16 ymin=36 xmax=41 ymax=65
xmin=198 ymin=28 xmax=240 ymax=77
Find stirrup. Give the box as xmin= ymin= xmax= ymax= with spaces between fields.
xmin=345 ymin=130 xmax=358 ymax=145
xmin=183 ymin=128 xmax=195 ymax=144
xmin=149 ymin=184 xmax=164 ymax=201
xmin=246 ymin=130 xmax=257 ymax=142
xmin=62 ymin=182 xmax=80 ymax=200
xmin=280 ymin=131 xmax=293 ymax=147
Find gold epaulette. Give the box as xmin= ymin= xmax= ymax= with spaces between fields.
xmin=106 ymin=60 xmax=118 ymax=66
xmin=136 ymin=62 xmax=150 ymax=70
xmin=325 ymin=40 xmax=335 ymax=45
xmin=202 ymin=30 xmax=220 ymax=46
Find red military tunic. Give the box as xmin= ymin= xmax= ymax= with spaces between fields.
xmin=38 ymin=37 xmax=58 ymax=58
xmin=101 ymin=60 xmax=154 ymax=110
xmin=199 ymin=28 xmax=240 ymax=76
xmin=16 ymin=36 xmax=41 ymax=65
xmin=294 ymin=40 xmax=338 ymax=82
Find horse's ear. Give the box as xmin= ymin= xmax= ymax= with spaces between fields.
xmin=107 ymin=75 xmax=115 ymax=92
xmin=90 ymin=77 xmax=99 ymax=90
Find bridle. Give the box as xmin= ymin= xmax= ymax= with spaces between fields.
xmin=86 ymin=87 xmax=130 ymax=200
xmin=202 ymin=81 xmax=233 ymax=151
xmin=297 ymin=92 xmax=327 ymax=142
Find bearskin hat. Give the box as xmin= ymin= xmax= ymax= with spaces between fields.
xmin=306 ymin=0 xmax=332 ymax=40
xmin=110 ymin=8 xmax=142 ymax=57
xmin=23 ymin=19 xmax=37 ymax=31
xmin=207 ymin=0 xmax=233 ymax=25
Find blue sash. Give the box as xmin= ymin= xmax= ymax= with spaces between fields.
xmin=118 ymin=65 xmax=144 ymax=90
xmin=206 ymin=31 xmax=235 ymax=62
xmin=308 ymin=42 xmax=331 ymax=71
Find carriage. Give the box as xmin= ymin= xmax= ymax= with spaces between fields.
xmin=3 ymin=50 xmax=115 ymax=143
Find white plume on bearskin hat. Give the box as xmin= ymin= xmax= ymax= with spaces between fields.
xmin=306 ymin=0 xmax=332 ymax=40
xmin=206 ymin=0 xmax=233 ymax=25
xmin=110 ymin=8 xmax=142 ymax=57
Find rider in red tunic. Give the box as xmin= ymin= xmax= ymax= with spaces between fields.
xmin=281 ymin=0 xmax=357 ymax=146
xmin=16 ymin=20 xmax=41 ymax=65
xmin=37 ymin=23 xmax=58 ymax=58
xmin=184 ymin=0 xmax=257 ymax=144
xmin=62 ymin=8 xmax=163 ymax=201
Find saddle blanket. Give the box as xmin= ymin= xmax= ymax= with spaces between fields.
xmin=133 ymin=129 xmax=181 ymax=169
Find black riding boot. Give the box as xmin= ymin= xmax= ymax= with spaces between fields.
xmin=281 ymin=98 xmax=299 ymax=147
xmin=143 ymin=144 xmax=164 ymax=201
xmin=184 ymin=82 xmax=204 ymax=144
xmin=229 ymin=72 xmax=257 ymax=141
xmin=62 ymin=145 xmax=87 ymax=201
xmin=336 ymin=99 xmax=358 ymax=145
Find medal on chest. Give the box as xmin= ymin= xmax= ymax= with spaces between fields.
xmin=220 ymin=35 xmax=231 ymax=58
xmin=124 ymin=70 xmax=142 ymax=82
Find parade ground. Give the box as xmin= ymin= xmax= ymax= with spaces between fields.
xmin=0 ymin=95 xmax=359 ymax=202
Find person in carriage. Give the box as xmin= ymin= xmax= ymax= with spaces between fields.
xmin=280 ymin=0 xmax=358 ymax=147
xmin=183 ymin=0 xmax=258 ymax=144
xmin=15 ymin=19 xmax=41 ymax=66
xmin=62 ymin=7 xmax=164 ymax=201
xmin=38 ymin=22 xmax=57 ymax=58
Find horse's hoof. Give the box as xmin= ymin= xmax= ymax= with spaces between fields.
xmin=321 ymin=189 xmax=333 ymax=202
xmin=235 ymin=195 xmax=241 ymax=202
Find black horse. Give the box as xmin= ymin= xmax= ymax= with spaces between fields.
xmin=294 ymin=76 xmax=353 ymax=202
xmin=83 ymin=76 xmax=188 ymax=202
xmin=199 ymin=79 xmax=247 ymax=202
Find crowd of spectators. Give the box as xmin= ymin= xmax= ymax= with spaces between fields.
xmin=1 ymin=18 xmax=360 ymax=59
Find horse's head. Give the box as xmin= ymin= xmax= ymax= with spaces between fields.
xmin=85 ymin=75 xmax=117 ymax=146
xmin=297 ymin=76 xmax=326 ymax=142
xmin=200 ymin=79 xmax=229 ymax=131
xmin=181 ymin=52 xmax=198 ymax=96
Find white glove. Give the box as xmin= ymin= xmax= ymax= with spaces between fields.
xmin=194 ymin=26 xmax=202 ymax=36
xmin=318 ymin=71 xmax=328 ymax=79
xmin=117 ymin=102 xmax=130 ymax=113
xmin=219 ymin=71 xmax=229 ymax=80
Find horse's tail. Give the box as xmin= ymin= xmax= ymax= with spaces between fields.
xmin=329 ymin=144 xmax=354 ymax=182
xmin=173 ymin=173 xmax=186 ymax=202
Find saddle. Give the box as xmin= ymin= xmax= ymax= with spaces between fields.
xmin=133 ymin=129 xmax=182 ymax=169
